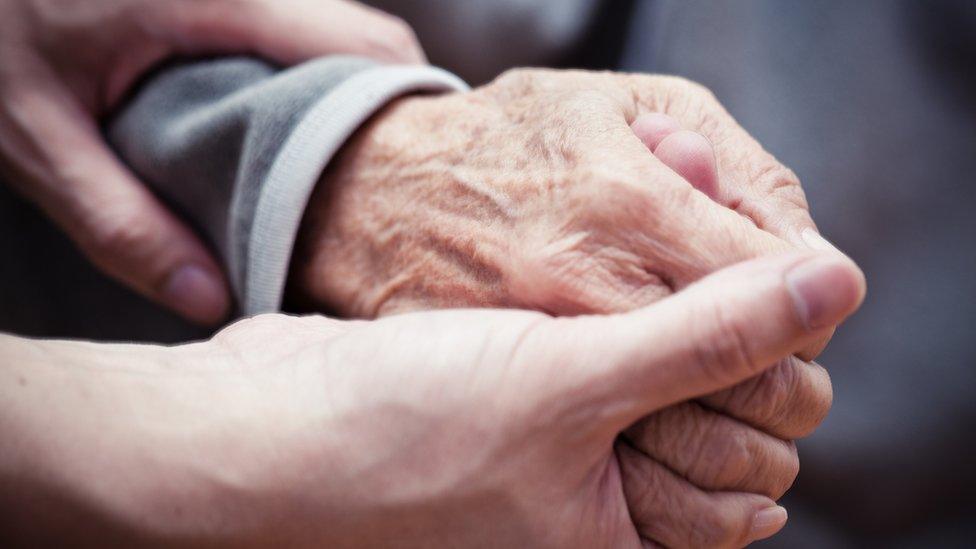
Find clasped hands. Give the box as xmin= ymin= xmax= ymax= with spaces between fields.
xmin=98 ymin=251 xmax=858 ymax=548
xmin=3 ymin=60 xmax=864 ymax=549
xmin=79 ymin=69 xmax=860 ymax=548
xmin=0 ymin=0 xmax=866 ymax=545
xmin=212 ymin=70 xmax=860 ymax=547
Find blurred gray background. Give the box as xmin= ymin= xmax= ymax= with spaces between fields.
xmin=614 ymin=2 xmax=976 ymax=546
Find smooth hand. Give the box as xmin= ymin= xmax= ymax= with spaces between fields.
xmin=3 ymin=253 xmax=864 ymax=547
xmin=0 ymin=0 xmax=423 ymax=324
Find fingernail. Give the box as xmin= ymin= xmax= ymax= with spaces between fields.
xmin=164 ymin=264 xmax=229 ymax=325
xmin=785 ymin=255 xmax=863 ymax=330
xmin=751 ymin=505 xmax=788 ymax=541
xmin=801 ymin=228 xmax=843 ymax=254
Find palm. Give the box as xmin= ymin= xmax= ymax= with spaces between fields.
xmin=205 ymin=248 xmax=864 ymax=547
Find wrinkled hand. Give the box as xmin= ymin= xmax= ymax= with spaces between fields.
xmin=29 ymin=252 xmax=859 ymax=548
xmin=292 ymin=68 xmax=824 ymax=322
xmin=286 ymin=71 xmax=850 ymax=545
xmin=0 ymin=0 xmax=423 ymax=324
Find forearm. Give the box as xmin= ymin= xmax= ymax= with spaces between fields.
xmin=0 ymin=335 xmax=274 ymax=546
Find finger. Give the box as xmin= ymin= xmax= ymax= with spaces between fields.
xmin=624 ymin=402 xmax=799 ymax=499
xmin=630 ymin=112 xmax=682 ymax=151
xmin=650 ymin=173 xmax=796 ymax=288
xmin=5 ymin=83 xmax=230 ymax=325
xmin=104 ymin=1 xmax=427 ymax=110
xmin=157 ymin=0 xmax=425 ymax=70
xmin=631 ymin=118 xmax=830 ymax=361
xmin=629 ymin=75 xmax=818 ymax=244
xmin=619 ymin=83 xmax=834 ymax=362
xmin=653 ymin=130 xmax=720 ymax=201
xmin=628 ymin=78 xmax=844 ymax=360
xmin=796 ymin=336 xmax=831 ymax=362
xmin=617 ymin=441 xmax=788 ymax=548
xmin=583 ymin=118 xmax=794 ymax=289
xmin=535 ymin=252 xmax=865 ymax=429
xmin=572 ymin=116 xmax=795 ymax=291
xmin=56 ymin=147 xmax=231 ymax=325
xmin=700 ymin=357 xmax=832 ymax=439
xmin=796 ymin=229 xmax=852 ymax=359
xmin=630 ymin=112 xmax=719 ymax=199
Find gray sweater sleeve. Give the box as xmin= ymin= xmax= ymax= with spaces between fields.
xmin=107 ymin=57 xmax=468 ymax=315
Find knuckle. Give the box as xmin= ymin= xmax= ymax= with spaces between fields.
xmin=670 ymin=75 xmax=717 ymax=102
xmin=692 ymin=504 xmax=744 ymax=549
xmin=649 ymin=74 xmax=720 ymax=108
xmin=81 ymin=207 xmax=155 ymax=260
xmin=702 ymin=358 xmax=833 ymax=439
xmin=687 ymin=412 xmax=801 ymax=498
xmin=492 ymin=67 xmax=536 ymax=88
xmin=618 ymin=446 xmax=666 ymax=521
xmin=771 ymin=442 xmax=801 ymax=498
xmin=756 ymin=358 xmax=832 ymax=437
xmin=747 ymin=359 xmax=799 ymax=427
xmin=637 ymin=74 xmax=730 ymax=142
xmin=753 ymin=161 xmax=810 ymax=211
xmin=489 ymin=67 xmax=551 ymax=97
xmin=562 ymin=88 xmax=614 ymax=110
xmin=690 ymin=419 xmax=753 ymax=489
xmin=792 ymin=362 xmax=834 ymax=436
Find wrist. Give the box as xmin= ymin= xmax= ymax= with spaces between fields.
xmin=88 ymin=342 xmax=310 ymax=545
xmin=0 ymin=337 xmax=294 ymax=545
xmin=286 ymin=92 xmax=513 ymax=318
xmin=121 ymin=340 xmax=359 ymax=546
xmin=285 ymin=95 xmax=421 ymax=317
xmin=0 ymin=337 xmax=176 ymax=543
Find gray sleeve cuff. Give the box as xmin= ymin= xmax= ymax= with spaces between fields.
xmin=108 ymin=57 xmax=468 ymax=317
xmin=241 ymin=65 xmax=468 ymax=314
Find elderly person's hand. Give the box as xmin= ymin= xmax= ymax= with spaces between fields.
xmin=291 ymin=68 xmax=828 ymax=323
xmin=0 ymin=0 xmax=423 ymax=325
xmin=1 ymin=252 xmax=864 ymax=547
xmin=285 ymin=68 xmax=848 ymax=526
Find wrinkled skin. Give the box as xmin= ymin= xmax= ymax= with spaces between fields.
xmin=292 ymin=68 xmax=816 ymax=318
xmin=289 ymin=68 xmax=842 ymax=537
xmin=3 ymin=253 xmax=862 ymax=547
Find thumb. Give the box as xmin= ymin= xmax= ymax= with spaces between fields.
xmin=543 ymin=252 xmax=865 ymax=431
xmin=66 ymin=149 xmax=232 ymax=325
xmin=6 ymin=83 xmax=231 ymax=325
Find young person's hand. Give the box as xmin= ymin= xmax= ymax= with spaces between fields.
xmin=1 ymin=252 xmax=864 ymax=547
xmin=0 ymin=0 xmax=423 ymax=325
